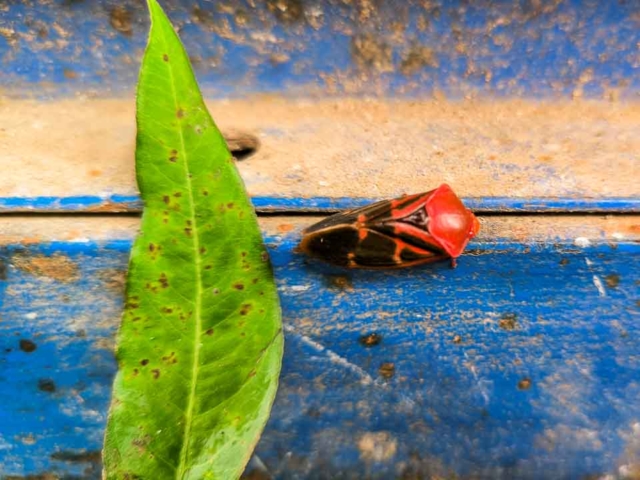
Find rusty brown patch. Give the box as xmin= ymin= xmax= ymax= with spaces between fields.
xmin=13 ymin=253 xmax=79 ymax=282
xmin=378 ymin=362 xmax=395 ymax=379
xmin=50 ymin=450 xmax=101 ymax=463
xmin=37 ymin=378 xmax=56 ymax=393
xmin=98 ymin=268 xmax=126 ymax=294
xmin=517 ymin=378 xmax=532 ymax=390
xmin=359 ymin=333 xmax=382 ymax=347
xmin=109 ymin=6 xmax=133 ymax=36
xmin=499 ymin=313 xmax=518 ymax=331
xmin=452 ymin=335 xmax=462 ymax=344
xmin=277 ymin=223 xmax=295 ymax=233
xmin=400 ymin=45 xmax=438 ymax=75
xmin=605 ymin=274 xmax=620 ymax=288
xmin=19 ymin=339 xmax=37 ymax=353
xmin=326 ymin=275 xmax=353 ymax=291
xmin=351 ymin=34 xmax=393 ymax=73
xmin=266 ymin=0 xmax=304 ymax=24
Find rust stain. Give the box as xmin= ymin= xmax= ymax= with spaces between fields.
xmin=98 ymin=268 xmax=126 ymax=294
xmin=378 ymin=362 xmax=395 ymax=379
xmin=109 ymin=6 xmax=133 ymax=36
xmin=12 ymin=253 xmax=79 ymax=282
xmin=277 ymin=223 xmax=295 ymax=233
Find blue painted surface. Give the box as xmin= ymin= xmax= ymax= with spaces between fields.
xmin=1 ymin=0 xmax=639 ymax=98
xmin=1 ymin=237 xmax=639 ymax=478
xmin=1 ymin=195 xmax=639 ymax=214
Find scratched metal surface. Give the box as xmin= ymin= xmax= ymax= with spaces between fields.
xmin=1 ymin=0 xmax=639 ymax=99
xmin=1 ymin=227 xmax=639 ymax=479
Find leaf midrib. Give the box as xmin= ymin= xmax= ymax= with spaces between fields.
xmin=154 ymin=23 xmax=203 ymax=480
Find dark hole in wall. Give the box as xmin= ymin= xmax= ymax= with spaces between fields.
xmin=223 ymin=130 xmax=261 ymax=161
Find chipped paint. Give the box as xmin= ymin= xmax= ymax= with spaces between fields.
xmin=1 ymin=233 xmax=638 ymax=477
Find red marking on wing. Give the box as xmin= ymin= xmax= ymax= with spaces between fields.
xmin=389 ymin=192 xmax=433 ymax=220
xmin=392 ymin=222 xmax=445 ymax=252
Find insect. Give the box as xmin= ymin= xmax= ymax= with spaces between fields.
xmin=298 ymin=184 xmax=480 ymax=269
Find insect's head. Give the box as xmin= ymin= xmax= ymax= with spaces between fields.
xmin=427 ymin=184 xmax=480 ymax=258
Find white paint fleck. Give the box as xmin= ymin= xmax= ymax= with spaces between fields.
xmin=284 ymin=324 xmax=376 ymax=385
xmin=318 ymin=180 xmax=329 ymax=187
xmin=585 ymin=258 xmax=594 ymax=266
xmin=282 ymin=285 xmax=311 ymax=293
xmin=592 ymin=275 xmax=607 ymax=297
xmin=357 ymin=432 xmax=397 ymax=462
xmin=464 ymin=351 xmax=491 ymax=405
xmin=574 ymin=237 xmax=591 ymax=247
xmin=24 ymin=312 xmax=37 ymax=320
xmin=612 ymin=232 xmax=625 ymax=240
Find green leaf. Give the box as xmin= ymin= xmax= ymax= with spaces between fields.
xmin=102 ymin=1 xmax=283 ymax=479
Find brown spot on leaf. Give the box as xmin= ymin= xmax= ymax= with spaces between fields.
xmin=205 ymin=265 xmax=213 ymax=270
xmin=163 ymin=54 xmax=169 ymax=62
xmin=205 ymin=328 xmax=214 ymax=336
xmin=202 ymin=190 xmax=209 ymax=196
xmin=233 ymin=282 xmax=245 ymax=290
xmin=517 ymin=378 xmax=532 ymax=390
xmin=240 ymin=303 xmax=252 ymax=315
xmin=359 ymin=333 xmax=381 ymax=347
xmin=38 ymin=378 xmax=56 ymax=393
xmin=159 ymin=273 xmax=169 ymax=289
xmin=19 ymin=339 xmax=37 ymax=353
xmin=176 ymin=108 xmax=185 ymax=118
xmin=161 ymin=307 xmax=173 ymax=314
xmin=379 ymin=362 xmax=395 ymax=379
xmin=261 ymin=252 xmax=269 ymax=262
xmin=605 ymin=274 xmax=620 ymax=288
xmin=199 ymin=247 xmax=206 ymax=254
xmin=184 ymin=227 xmax=193 ymax=237
xmin=169 ymin=150 xmax=178 ymax=162
xmin=227 ymin=202 xmax=235 ymax=209
xmin=151 ymin=369 xmax=160 ymax=379
xmin=140 ymin=359 xmax=149 ymax=366
xmin=149 ymin=243 xmax=156 ymax=252
xmin=162 ymin=195 xmax=170 ymax=205
xmin=173 ymin=192 xmax=182 ymax=198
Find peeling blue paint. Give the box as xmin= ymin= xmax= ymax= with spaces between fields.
xmin=1 ymin=237 xmax=638 ymax=478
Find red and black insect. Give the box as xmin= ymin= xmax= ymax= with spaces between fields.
xmin=298 ymin=184 xmax=480 ymax=269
